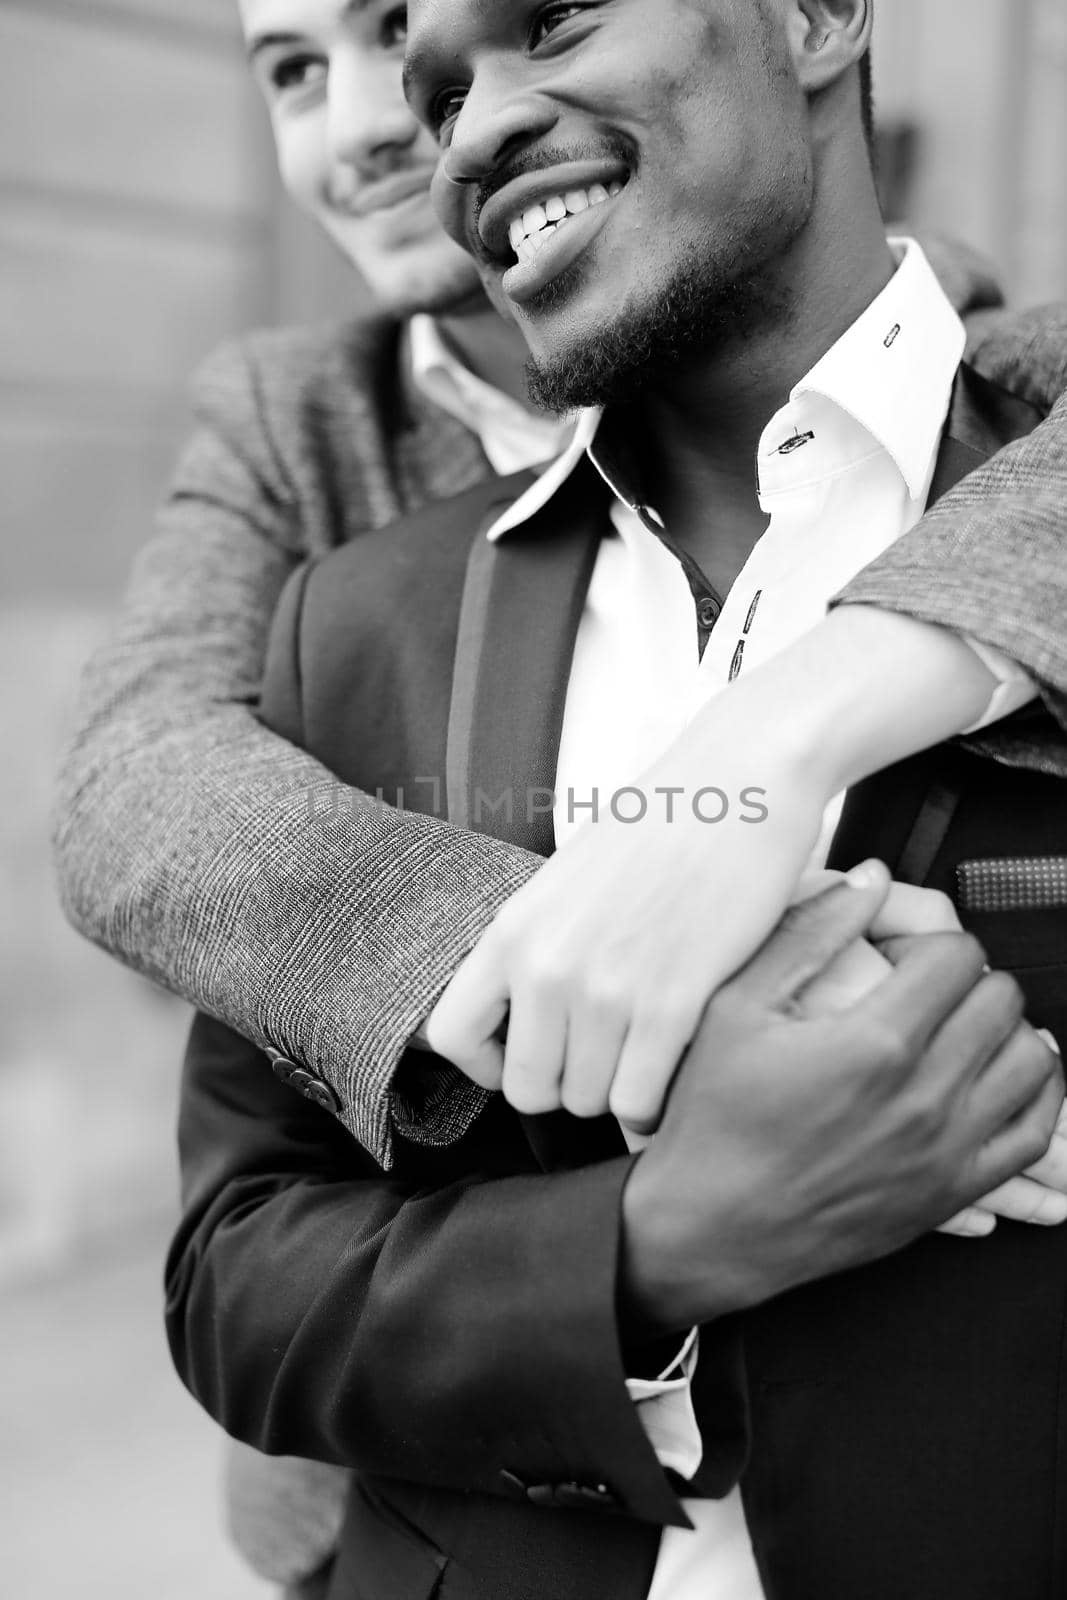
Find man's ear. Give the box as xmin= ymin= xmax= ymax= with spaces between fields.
xmin=782 ymin=0 xmax=873 ymax=95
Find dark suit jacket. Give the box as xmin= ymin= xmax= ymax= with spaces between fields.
xmin=166 ymin=364 xmax=1067 ymax=1600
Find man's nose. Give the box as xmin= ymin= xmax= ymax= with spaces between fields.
xmin=442 ymin=65 xmax=557 ymax=187
xmin=327 ymin=50 xmax=421 ymax=173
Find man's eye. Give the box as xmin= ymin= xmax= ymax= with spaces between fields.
xmin=529 ymin=3 xmax=588 ymax=49
xmin=381 ymin=5 xmax=408 ymax=48
xmin=269 ymin=54 xmax=327 ymax=93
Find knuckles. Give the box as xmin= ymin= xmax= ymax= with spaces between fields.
xmin=1022 ymin=1122 xmax=1057 ymax=1172
xmin=561 ymin=1085 xmax=611 ymax=1119
xmin=979 ymin=967 xmax=1026 ymax=1025
xmin=503 ymin=1076 xmax=564 ymax=1115
xmin=918 ymin=889 xmax=959 ymax=929
xmin=1030 ymin=1080 xmax=1064 ymax=1157
xmin=608 ymin=1100 xmax=660 ymax=1139
xmin=961 ymin=930 xmax=992 ymax=971
xmin=896 ymin=1084 xmax=950 ymax=1152
xmin=852 ymin=1017 xmax=914 ymax=1077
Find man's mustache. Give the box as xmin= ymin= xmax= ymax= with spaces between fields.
xmin=470 ymin=136 xmax=636 ymax=228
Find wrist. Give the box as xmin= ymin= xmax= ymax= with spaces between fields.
xmin=735 ymin=605 xmax=997 ymax=796
xmin=618 ymin=1152 xmax=751 ymax=1336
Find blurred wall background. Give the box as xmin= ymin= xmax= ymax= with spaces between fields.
xmin=1 ymin=0 xmax=1065 ymax=1595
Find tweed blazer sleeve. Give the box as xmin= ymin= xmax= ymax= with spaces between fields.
xmin=835 ymin=300 xmax=1067 ymax=760
xmin=52 ymin=322 xmax=540 ymax=1165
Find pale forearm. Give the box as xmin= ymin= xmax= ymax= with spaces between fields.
xmin=723 ymin=605 xmax=999 ymax=799
xmin=835 ymin=328 xmax=1067 ymax=762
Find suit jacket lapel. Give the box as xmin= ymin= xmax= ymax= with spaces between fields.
xmin=447 ymin=459 xmax=608 ymax=856
xmin=446 ymin=459 xmax=626 ymax=1173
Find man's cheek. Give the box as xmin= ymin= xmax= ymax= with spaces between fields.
xmin=276 ymin=136 xmax=321 ymax=216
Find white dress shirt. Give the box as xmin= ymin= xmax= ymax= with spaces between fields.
xmin=411 ymin=250 xmax=1035 ymax=1597
xmin=483 ymin=239 xmax=1035 ymax=1599
xmin=409 ymin=313 xmax=573 ymax=474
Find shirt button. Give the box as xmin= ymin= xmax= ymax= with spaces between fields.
xmin=697 ymin=596 xmax=720 ymax=629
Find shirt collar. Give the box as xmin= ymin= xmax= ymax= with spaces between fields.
xmin=780 ymin=236 xmax=966 ymax=501
xmin=408 ymin=312 xmax=574 ymax=476
xmin=487 ymin=236 xmax=966 ymax=542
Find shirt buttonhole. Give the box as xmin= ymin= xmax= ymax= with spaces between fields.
xmin=776 ymin=430 xmax=815 ymax=457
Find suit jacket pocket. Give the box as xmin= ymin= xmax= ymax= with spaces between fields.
xmin=956 ymin=855 xmax=1067 ymax=916
xmin=330 ymin=1478 xmax=449 ymax=1600
xmin=955 ymin=861 xmax=1067 ymax=1037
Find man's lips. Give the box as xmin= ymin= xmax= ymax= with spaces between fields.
xmin=331 ymin=168 xmax=436 ymax=220
xmin=500 ymin=189 xmax=624 ymax=308
xmin=476 ymin=158 xmax=630 ymax=263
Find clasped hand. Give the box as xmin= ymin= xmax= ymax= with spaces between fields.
xmin=427 ymin=798 xmax=1067 ymax=1241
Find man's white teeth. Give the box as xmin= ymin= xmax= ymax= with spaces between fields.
xmin=507 ymin=179 xmax=626 ymax=259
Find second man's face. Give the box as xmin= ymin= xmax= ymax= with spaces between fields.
xmin=240 ymin=0 xmax=484 ymax=316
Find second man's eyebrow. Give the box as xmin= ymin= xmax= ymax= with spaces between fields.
xmin=247 ymin=0 xmax=375 ymax=60
xmin=246 ymin=31 xmax=305 ymax=60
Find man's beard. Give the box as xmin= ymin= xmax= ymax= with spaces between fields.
xmin=524 ymin=232 xmax=798 ymax=415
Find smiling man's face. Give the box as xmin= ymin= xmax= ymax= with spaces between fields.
xmin=405 ymin=0 xmax=818 ymax=407
xmin=239 ymin=0 xmax=483 ymax=314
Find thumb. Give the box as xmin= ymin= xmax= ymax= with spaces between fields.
xmin=730 ymin=859 xmax=892 ymax=1010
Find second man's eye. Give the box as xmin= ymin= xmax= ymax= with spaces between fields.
xmin=270 ymin=53 xmax=327 ymax=93
xmin=381 ymin=5 xmax=408 ymax=48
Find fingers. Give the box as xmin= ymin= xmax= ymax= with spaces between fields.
xmin=792 ymin=884 xmax=959 ymax=1018
xmin=922 ymin=970 xmax=1028 ymax=1103
xmin=557 ymin=1002 xmax=629 ymax=1120
xmin=937 ymin=1207 xmax=998 ymax=1238
xmin=964 ymin=1173 xmax=1067 ymax=1227
xmin=936 ymin=1061 xmax=1067 ymax=1234
xmin=971 ymin=1043 xmax=1065 ymax=1198
xmin=1020 ymin=1097 xmax=1067 ymax=1188
xmin=500 ymin=990 xmax=567 ymax=1114
xmin=972 ymin=1017 xmax=1061 ymax=1130
xmin=607 ymin=1004 xmax=700 ymax=1136
xmin=424 ymin=942 xmax=508 ymax=1089
xmin=847 ymin=929 xmax=990 ymax=1061
xmin=728 ymin=860 xmax=892 ymax=1011
xmin=867 ymin=883 xmax=961 ymax=941
xmin=793 ymin=936 xmax=889 ymax=1018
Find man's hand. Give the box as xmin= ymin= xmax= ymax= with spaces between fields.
xmin=787 ymin=875 xmax=1067 ymax=1238
xmin=617 ymin=867 xmax=1065 ymax=1338
xmin=426 ymin=605 xmax=1002 ymax=1133
xmin=428 ymin=726 xmax=828 ymax=1123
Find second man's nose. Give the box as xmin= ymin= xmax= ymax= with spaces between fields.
xmin=326 ymin=51 xmax=422 ymax=174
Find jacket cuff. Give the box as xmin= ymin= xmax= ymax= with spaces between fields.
xmin=254 ymin=802 xmax=540 ymax=1168
xmin=339 ymin=1158 xmax=729 ymax=1526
